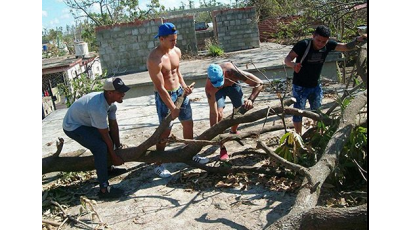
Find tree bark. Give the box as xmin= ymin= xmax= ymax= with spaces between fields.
xmin=299 ymin=204 xmax=368 ymax=230
xmin=356 ymin=41 xmax=368 ymax=88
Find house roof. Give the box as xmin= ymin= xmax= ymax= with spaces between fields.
xmin=42 ymin=53 xmax=98 ymax=75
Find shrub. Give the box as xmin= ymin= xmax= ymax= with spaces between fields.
xmin=57 ymin=72 xmax=105 ymax=108
xmin=207 ymin=44 xmax=224 ymax=57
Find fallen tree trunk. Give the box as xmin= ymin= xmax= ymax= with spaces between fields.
xmin=42 ymin=98 xmax=296 ymax=174
xmin=265 ymin=90 xmax=368 ymax=229
xmin=299 ymin=204 xmax=368 ymax=230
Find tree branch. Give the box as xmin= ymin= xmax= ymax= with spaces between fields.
xmin=267 ymin=90 xmax=367 ymax=229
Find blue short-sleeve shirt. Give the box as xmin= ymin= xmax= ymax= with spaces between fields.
xmin=63 ymin=92 xmax=117 ymax=131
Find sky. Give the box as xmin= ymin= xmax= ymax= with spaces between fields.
xmin=42 ymin=0 xmax=233 ymax=30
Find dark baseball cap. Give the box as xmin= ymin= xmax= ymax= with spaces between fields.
xmin=103 ymin=77 xmax=130 ymax=93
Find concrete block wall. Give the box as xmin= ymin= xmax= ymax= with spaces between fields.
xmin=95 ymin=16 xmax=197 ymax=75
xmin=212 ymin=7 xmax=260 ymax=52
xmin=170 ymin=16 xmax=198 ymax=55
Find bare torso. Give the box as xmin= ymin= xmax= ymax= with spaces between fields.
xmin=148 ymin=46 xmax=181 ymax=91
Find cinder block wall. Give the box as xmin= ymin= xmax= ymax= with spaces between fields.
xmin=95 ymin=16 xmax=197 ymax=75
xmin=212 ymin=7 xmax=260 ymax=52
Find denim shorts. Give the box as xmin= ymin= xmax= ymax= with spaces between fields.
xmin=155 ymin=86 xmax=192 ymax=123
xmin=292 ymin=84 xmax=323 ymax=122
xmin=216 ymin=83 xmax=244 ymax=109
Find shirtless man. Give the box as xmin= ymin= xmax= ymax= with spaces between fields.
xmin=147 ymin=22 xmax=208 ymax=178
xmin=205 ymin=62 xmax=263 ymax=161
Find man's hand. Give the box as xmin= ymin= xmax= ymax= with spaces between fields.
xmin=115 ymin=143 xmax=127 ymax=150
xmin=111 ymin=154 xmax=124 ymax=166
xmin=357 ymin=34 xmax=367 ymax=42
xmin=244 ymin=99 xmax=254 ymax=110
xmin=184 ymin=87 xmax=193 ymax=96
xmin=183 ymin=82 xmax=196 ymax=96
xmin=294 ymin=63 xmax=302 ymax=73
xmin=171 ymin=107 xmax=180 ymax=119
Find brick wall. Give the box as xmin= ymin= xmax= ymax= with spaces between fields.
xmin=212 ymin=7 xmax=260 ymax=52
xmin=95 ymin=8 xmax=264 ymax=75
xmin=95 ymin=16 xmax=197 ymax=75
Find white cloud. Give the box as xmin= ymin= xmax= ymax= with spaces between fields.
xmin=91 ymin=3 xmax=100 ymax=13
xmin=61 ymin=13 xmax=70 ymax=19
xmin=50 ymin=18 xmax=60 ymax=25
xmin=42 ymin=11 xmax=48 ymax=17
xmin=164 ymin=0 xmax=184 ymax=9
xmin=62 ymin=8 xmax=71 ymax=13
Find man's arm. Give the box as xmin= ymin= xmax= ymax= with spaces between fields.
xmin=205 ymin=84 xmax=218 ymax=127
xmin=147 ymin=56 xmax=180 ymax=119
xmin=335 ymin=34 xmax=367 ymax=52
xmin=108 ymin=119 xmax=121 ymax=149
xmin=233 ymin=69 xmax=263 ymax=110
xmin=98 ymin=128 xmax=124 ymax=166
xmin=284 ymin=50 xmax=302 ymax=73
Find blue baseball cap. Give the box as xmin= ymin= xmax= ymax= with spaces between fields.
xmin=207 ymin=64 xmax=224 ymax=88
xmin=154 ymin=22 xmax=178 ymax=38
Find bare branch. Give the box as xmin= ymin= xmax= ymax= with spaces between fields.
xmin=52 ymin=137 xmax=65 ymax=157
xmin=256 ymin=140 xmax=313 ymax=186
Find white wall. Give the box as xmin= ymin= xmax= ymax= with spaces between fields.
xmin=90 ymin=58 xmax=102 ymax=79
xmin=66 ymin=64 xmax=82 ymax=80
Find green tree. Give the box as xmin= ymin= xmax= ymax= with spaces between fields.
xmin=63 ymin=0 xmax=165 ymax=26
xmin=199 ymin=0 xmax=232 ymax=7
xmin=245 ymin=0 xmax=367 ymax=44
xmin=57 ymin=72 xmax=105 ymax=108
xmin=60 ymin=0 xmax=166 ymax=53
xmin=43 ymin=24 xmax=81 ymax=58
